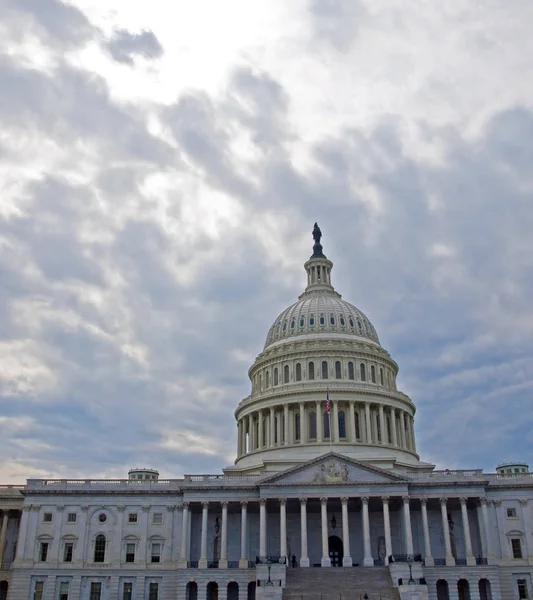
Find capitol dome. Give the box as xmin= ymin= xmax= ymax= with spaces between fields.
xmin=230 ymin=224 xmax=431 ymax=476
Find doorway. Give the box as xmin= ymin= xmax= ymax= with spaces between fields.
xmin=328 ymin=535 xmax=344 ymax=567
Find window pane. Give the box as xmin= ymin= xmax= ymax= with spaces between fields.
xmin=371 ymin=365 xmax=376 ymax=383
xmin=151 ymin=543 xmax=161 ymax=563
xmin=64 ymin=543 xmax=73 ymax=562
xmin=309 ymin=412 xmax=317 ymax=439
xmin=284 ymin=365 xmax=289 ymax=383
xmin=335 ymin=361 xmax=341 ymax=379
xmin=67 ymin=513 xmax=76 ymax=523
xmin=94 ymin=535 xmax=106 ymax=562
xmin=128 ymin=513 xmax=138 ymax=523
xmin=322 ymin=361 xmax=328 ymax=379
xmin=90 ymin=583 xmax=102 ymax=600
xmin=323 ymin=412 xmax=330 ymax=439
xmin=59 ymin=582 xmax=69 ymax=600
xmin=512 ymin=538 xmax=523 ymax=559
xmin=338 ymin=411 xmax=346 ymax=438
xmin=295 ymin=414 xmax=300 ymax=441
xmin=40 ymin=543 xmax=48 ymax=562
xmin=308 ymin=362 xmax=314 ymax=380
xmin=348 ymin=362 xmax=354 ymax=380
xmin=360 ymin=363 xmax=366 ymax=381
xmin=34 ymin=582 xmax=44 ymax=600
xmin=295 ymin=363 xmax=302 ymax=382
xmin=149 ymin=583 xmax=159 ymax=600
xmin=123 ymin=583 xmax=133 ymax=600
xmin=152 ymin=513 xmax=163 ymax=524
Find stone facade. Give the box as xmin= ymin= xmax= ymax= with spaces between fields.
xmin=3 ymin=230 xmax=533 ymax=600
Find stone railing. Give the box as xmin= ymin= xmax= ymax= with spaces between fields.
xmin=183 ymin=474 xmax=262 ymax=486
xmin=397 ymin=469 xmax=485 ymax=481
xmin=238 ymin=381 xmax=413 ymax=408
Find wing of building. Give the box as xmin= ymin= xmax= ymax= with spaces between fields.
xmin=2 ymin=227 xmax=533 ymax=600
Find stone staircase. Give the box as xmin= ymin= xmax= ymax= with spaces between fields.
xmin=284 ymin=567 xmax=401 ymax=600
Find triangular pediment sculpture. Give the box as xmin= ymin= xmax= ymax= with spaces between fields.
xmin=259 ymin=452 xmax=409 ymax=486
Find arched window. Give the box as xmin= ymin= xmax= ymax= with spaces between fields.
xmin=319 ymin=314 xmax=325 ymax=325
xmin=354 ymin=412 xmax=360 ymax=440
xmin=299 ymin=316 xmax=305 ymax=327
xmin=335 ymin=361 xmax=342 ymax=379
xmin=308 ymin=362 xmax=315 ymax=380
xmin=380 ymin=368 xmax=384 ymax=385
xmin=290 ymin=318 xmax=295 ymax=330
xmin=436 ymin=580 xmax=449 ymax=600
xmin=323 ymin=411 xmax=330 ymax=439
xmin=274 ymin=368 xmax=279 ymax=386
xmin=309 ymin=314 xmax=315 ymax=327
xmin=330 ymin=315 xmax=335 ymax=326
xmin=309 ymin=411 xmax=317 ymax=439
xmin=284 ymin=365 xmax=289 ymax=383
xmin=266 ymin=371 xmax=270 ymax=388
xmin=340 ymin=315 xmax=345 ymax=327
xmin=94 ymin=534 xmax=106 ymax=563
xmin=295 ymin=363 xmax=302 ymax=382
xmin=348 ymin=362 xmax=354 ymax=380
xmin=282 ymin=320 xmax=287 ymax=332
xmin=259 ymin=374 xmax=262 ymax=391
xmin=295 ymin=413 xmax=301 ymax=442
xmin=371 ymin=365 xmax=376 ymax=383
xmin=322 ymin=361 xmax=329 ymax=379
xmin=349 ymin=317 xmax=354 ymax=328
xmin=187 ymin=582 xmax=198 ymax=600
xmin=360 ymin=363 xmax=366 ymax=382
xmin=338 ymin=410 xmax=346 ymax=439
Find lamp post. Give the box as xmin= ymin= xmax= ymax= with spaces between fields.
xmin=407 ymin=557 xmax=415 ymax=585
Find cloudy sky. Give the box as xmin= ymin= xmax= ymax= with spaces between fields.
xmin=1 ymin=0 xmax=532 ymax=483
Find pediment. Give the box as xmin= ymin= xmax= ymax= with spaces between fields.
xmin=260 ymin=452 xmax=409 ymax=486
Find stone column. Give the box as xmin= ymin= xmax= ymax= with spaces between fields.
xmin=220 ymin=502 xmax=228 ymax=568
xmin=390 ymin=408 xmax=398 ymax=447
xmin=277 ymin=411 xmax=282 ymax=446
xmin=382 ymin=497 xmax=392 ymax=565
xmin=519 ymin=500 xmax=530 ymax=559
xmin=270 ymin=407 xmax=275 ymax=448
xmin=341 ymin=498 xmax=352 ymax=566
xmin=237 ymin=420 xmax=242 ymax=456
xmin=259 ymin=499 xmax=267 ymax=558
xmin=400 ymin=412 xmax=406 ymax=448
xmin=460 ymin=498 xmax=475 ymax=565
xmin=239 ymin=502 xmax=248 ymax=568
xmin=420 ymin=498 xmax=434 ymax=565
xmin=15 ymin=506 xmax=31 ymax=561
xmin=199 ymin=502 xmax=208 ymax=568
xmin=365 ymin=403 xmax=372 ymax=443
xmin=0 ymin=512 xmax=9 ymax=564
xmin=320 ymin=498 xmax=331 ymax=567
xmin=402 ymin=497 xmax=414 ymax=556
xmin=332 ymin=400 xmax=339 ymax=442
xmin=410 ymin=417 xmax=417 ymax=452
xmin=300 ymin=498 xmax=309 ymax=567
xmin=348 ymin=400 xmax=355 ymax=442
xmin=279 ymin=499 xmax=287 ymax=559
xmin=362 ymin=497 xmax=373 ymax=566
xmin=480 ymin=498 xmax=492 ymax=560
xmin=299 ymin=402 xmax=305 ymax=443
xmin=379 ymin=404 xmax=386 ymax=444
xmin=247 ymin=414 xmax=253 ymax=451
xmin=284 ymin=404 xmax=289 ymax=445
xmin=440 ymin=498 xmax=455 ymax=566
xmin=258 ymin=410 xmax=264 ymax=448
xmin=178 ymin=502 xmax=189 ymax=568
xmin=316 ymin=400 xmax=323 ymax=442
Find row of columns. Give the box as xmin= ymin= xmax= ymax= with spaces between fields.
xmin=238 ymin=402 xmax=416 ymax=456
xmin=0 ymin=511 xmax=11 ymax=565
xmin=176 ymin=495 xmax=484 ymax=569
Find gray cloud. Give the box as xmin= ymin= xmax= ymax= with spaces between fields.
xmin=105 ymin=29 xmax=164 ymax=65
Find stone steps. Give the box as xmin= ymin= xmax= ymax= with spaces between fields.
xmin=284 ymin=567 xmax=400 ymax=600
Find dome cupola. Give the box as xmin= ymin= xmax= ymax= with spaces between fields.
xmin=229 ymin=225 xmax=431 ymax=476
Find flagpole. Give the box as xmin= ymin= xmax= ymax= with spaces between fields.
xmin=328 ymin=387 xmax=332 ymax=454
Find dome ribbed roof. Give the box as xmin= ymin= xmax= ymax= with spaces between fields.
xmin=264 ymin=294 xmax=380 ymax=349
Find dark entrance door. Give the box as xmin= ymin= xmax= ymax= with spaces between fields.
xmin=328 ymin=535 xmax=344 ymax=567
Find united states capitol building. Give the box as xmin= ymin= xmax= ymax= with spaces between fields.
xmin=2 ymin=225 xmax=533 ymax=600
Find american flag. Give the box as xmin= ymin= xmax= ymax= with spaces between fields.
xmin=325 ymin=390 xmax=331 ymax=414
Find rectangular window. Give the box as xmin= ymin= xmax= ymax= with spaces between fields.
xmin=123 ymin=583 xmax=133 ymax=600
xmin=125 ymin=543 xmax=135 ymax=563
xmin=128 ymin=513 xmax=138 ymax=524
xmin=512 ymin=538 xmax=523 ymax=559
xmin=151 ymin=543 xmax=161 ymax=563
xmin=152 ymin=513 xmax=163 ymax=525
xmin=63 ymin=543 xmax=73 ymax=562
xmin=67 ymin=512 xmax=77 ymax=523
xmin=33 ymin=582 xmax=44 ymax=600
xmin=518 ymin=579 xmax=529 ymax=599
xmin=43 ymin=513 xmax=53 ymax=523
xmin=507 ymin=507 xmax=518 ymax=518
xmin=59 ymin=581 xmax=69 ymax=600
xmin=148 ymin=583 xmax=158 ymax=600
xmin=89 ymin=582 xmax=102 ymax=600
xmin=39 ymin=542 xmax=49 ymax=562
